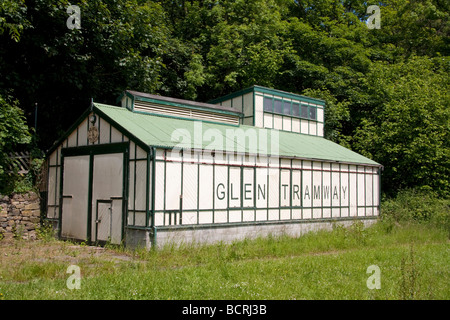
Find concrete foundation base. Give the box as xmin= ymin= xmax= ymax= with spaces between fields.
xmin=125 ymin=218 xmax=378 ymax=250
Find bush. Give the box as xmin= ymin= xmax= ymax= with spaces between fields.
xmin=0 ymin=94 xmax=31 ymax=194
xmin=381 ymin=189 xmax=450 ymax=234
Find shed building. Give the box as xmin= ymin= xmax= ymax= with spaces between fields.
xmin=45 ymin=85 xmax=382 ymax=248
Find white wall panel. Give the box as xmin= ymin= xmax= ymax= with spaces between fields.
xmin=349 ymin=166 xmax=357 ymax=216
xmin=301 ymin=120 xmax=308 ymax=134
xmin=243 ymin=93 xmax=253 ymax=115
xmin=199 ymin=211 xmax=213 ymax=224
xmin=292 ymin=208 xmax=301 ymax=219
xmin=273 ymin=115 xmax=282 ymax=130
xmin=214 ymin=210 xmax=227 ymax=223
xmin=302 ymin=169 xmax=312 ymax=209
xmin=268 ymin=209 xmax=279 ymax=220
xmin=309 ymin=122 xmax=317 ymax=136
xmin=78 ymin=120 xmax=87 ymax=145
xmin=183 ymin=212 xmax=197 ymax=225
xmin=243 ymin=209 xmax=254 ymax=222
xmin=255 ymin=209 xmax=267 ymax=221
xmin=136 ymin=146 xmax=147 ymax=159
xmin=98 ymin=118 xmax=110 ymax=145
xmin=255 ymin=167 xmax=268 ymax=208
xmin=134 ymin=212 xmax=146 ymax=226
xmin=317 ymin=123 xmax=324 ymax=137
xmin=322 ymin=163 xmax=331 ymax=207
xmin=331 ymin=169 xmax=340 ymax=208
xmin=317 ymin=108 xmax=324 ymax=122
xmin=264 ymin=113 xmax=272 ymax=128
xmin=214 ymin=165 xmax=228 ymax=209
xmin=229 ymin=210 xmax=241 ymax=223
xmin=268 ymin=168 xmax=279 ymax=207
xmin=233 ymin=96 xmax=242 ymax=112
xmin=254 ymin=95 xmax=264 ymax=127
xmin=128 ymin=161 xmax=135 ymax=210
xmin=313 ymin=208 xmax=321 ymax=219
xmin=135 ymin=160 xmax=147 ymax=210
xmin=182 ymin=164 xmax=198 ymax=210
xmin=283 ymin=117 xmax=291 ymax=131
xmin=292 ymin=118 xmax=300 ymax=133
xmin=165 ymin=162 xmax=181 ymax=210
xmin=280 ymin=170 xmax=290 ymax=207
xmin=155 ymin=162 xmax=165 ymax=210
xmin=67 ymin=130 xmax=77 ymax=147
xmin=154 ymin=212 xmax=164 ymax=226
xmin=243 ymin=168 xmax=254 ymax=207
xmin=228 ymin=167 xmax=241 ymax=208
xmin=357 ymin=167 xmax=365 ymax=207
xmin=110 ymin=125 xmax=122 ymax=143
xmin=312 ymin=164 xmax=321 ymax=208
xmin=61 ymin=155 xmax=90 ymax=240
xmin=199 ymin=165 xmax=213 ymax=209
xmin=292 ymin=170 xmax=301 ymax=207
xmin=302 ymin=208 xmax=310 ymax=219
xmin=280 ymin=209 xmax=290 ymax=220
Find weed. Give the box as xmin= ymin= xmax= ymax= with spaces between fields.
xmin=35 ymin=221 xmax=56 ymax=242
xmin=400 ymin=244 xmax=419 ymax=300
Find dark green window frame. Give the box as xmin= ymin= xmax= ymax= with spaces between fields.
xmin=264 ymin=96 xmax=318 ymax=121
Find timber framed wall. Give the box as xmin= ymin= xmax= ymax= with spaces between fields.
xmin=152 ymin=149 xmax=380 ymax=230
xmin=45 ymin=86 xmax=382 ymax=248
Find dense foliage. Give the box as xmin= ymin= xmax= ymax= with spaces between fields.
xmin=0 ymin=0 xmax=448 ymax=196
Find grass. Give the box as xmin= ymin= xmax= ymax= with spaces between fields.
xmin=0 ymin=189 xmax=448 ymax=300
xmin=0 ymin=220 xmax=448 ymax=300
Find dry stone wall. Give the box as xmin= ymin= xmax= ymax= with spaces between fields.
xmin=0 ymin=192 xmax=41 ymax=240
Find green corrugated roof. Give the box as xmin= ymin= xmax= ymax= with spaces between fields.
xmin=94 ymin=103 xmax=381 ymax=166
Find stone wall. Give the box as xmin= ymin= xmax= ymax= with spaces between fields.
xmin=0 ymin=192 xmax=41 ymax=240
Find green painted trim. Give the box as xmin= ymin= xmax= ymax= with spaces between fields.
xmin=58 ymin=151 xmax=64 ymax=238
xmin=210 ymin=85 xmax=326 ymax=106
xmin=252 ymin=90 xmax=256 ymax=127
xmin=62 ymin=142 xmax=130 ymax=157
xmin=253 ymin=85 xmax=325 ymax=105
xmin=145 ymin=150 xmax=150 ymax=228
xmin=208 ymin=87 xmax=255 ymax=104
xmin=87 ymin=153 xmax=94 ymax=241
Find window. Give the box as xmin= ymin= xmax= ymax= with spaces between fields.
xmin=301 ymin=104 xmax=308 ymax=118
xmin=309 ymin=106 xmax=316 ymax=120
xmin=292 ymin=102 xmax=300 ymax=117
xmin=263 ymin=97 xmax=319 ymax=122
xmin=283 ymin=101 xmax=291 ymax=115
xmin=274 ymin=99 xmax=282 ymax=114
xmin=263 ymin=97 xmax=272 ymax=112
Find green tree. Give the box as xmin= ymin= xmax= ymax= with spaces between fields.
xmin=0 ymin=0 xmax=170 ymax=150
xmin=353 ymin=56 xmax=450 ymax=196
xmin=0 ymin=94 xmax=32 ymax=193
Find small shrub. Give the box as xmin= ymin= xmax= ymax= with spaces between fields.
xmin=35 ymin=221 xmax=56 ymax=242
xmin=381 ymin=189 xmax=450 ymax=233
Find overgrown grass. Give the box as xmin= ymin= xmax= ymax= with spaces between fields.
xmin=0 ymin=190 xmax=448 ymax=300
